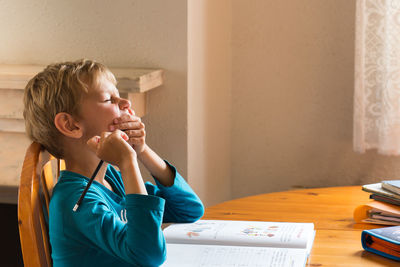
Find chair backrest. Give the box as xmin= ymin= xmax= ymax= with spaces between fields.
xmin=18 ymin=142 xmax=64 ymax=267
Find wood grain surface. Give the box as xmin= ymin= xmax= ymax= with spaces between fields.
xmin=203 ymin=186 xmax=398 ymax=266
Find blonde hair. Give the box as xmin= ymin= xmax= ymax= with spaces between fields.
xmin=23 ymin=59 xmax=116 ymax=158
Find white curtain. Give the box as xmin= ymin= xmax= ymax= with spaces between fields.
xmin=354 ymin=0 xmax=400 ymax=155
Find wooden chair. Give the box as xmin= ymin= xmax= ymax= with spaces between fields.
xmin=18 ymin=142 xmax=64 ymax=267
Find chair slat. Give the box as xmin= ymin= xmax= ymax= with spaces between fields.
xmin=18 ymin=142 xmax=58 ymax=267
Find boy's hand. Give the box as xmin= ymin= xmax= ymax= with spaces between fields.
xmin=87 ymin=130 xmax=136 ymax=167
xmin=109 ymin=109 xmax=146 ymax=154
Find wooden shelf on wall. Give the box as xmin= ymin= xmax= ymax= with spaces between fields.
xmin=0 ymin=65 xmax=164 ymax=129
xmin=0 ymin=64 xmax=163 ymax=201
xmin=0 ymin=65 xmax=164 ymax=92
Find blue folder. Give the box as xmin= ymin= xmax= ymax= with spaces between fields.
xmin=361 ymin=226 xmax=400 ymax=261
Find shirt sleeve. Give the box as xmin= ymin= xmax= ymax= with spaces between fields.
xmin=64 ymin=188 xmax=167 ymax=267
xmin=145 ymin=161 xmax=204 ymax=223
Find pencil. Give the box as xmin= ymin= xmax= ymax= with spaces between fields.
xmin=73 ymin=160 xmax=104 ymax=212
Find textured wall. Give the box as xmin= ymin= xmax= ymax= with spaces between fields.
xmin=231 ymin=0 xmax=400 ymax=198
xmin=0 ymin=0 xmax=188 ymax=179
xmin=4 ymin=0 xmax=397 ymax=206
xmin=188 ymin=0 xmax=232 ymax=206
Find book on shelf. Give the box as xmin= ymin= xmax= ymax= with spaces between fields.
xmin=354 ymin=200 xmax=400 ymax=225
xmin=361 ymin=225 xmax=400 ymax=261
xmin=161 ymin=220 xmax=315 ymax=267
xmin=382 ymin=180 xmax=400 ymax=196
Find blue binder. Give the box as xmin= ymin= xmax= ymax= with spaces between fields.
xmin=361 ymin=226 xmax=400 ymax=261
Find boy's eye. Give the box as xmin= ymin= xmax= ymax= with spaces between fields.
xmin=103 ymin=95 xmax=119 ymax=103
xmin=103 ymin=97 xmax=115 ymax=102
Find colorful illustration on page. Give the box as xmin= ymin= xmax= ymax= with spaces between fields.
xmin=241 ymin=225 xmax=279 ymax=237
xmin=185 ymin=222 xmax=215 ymax=238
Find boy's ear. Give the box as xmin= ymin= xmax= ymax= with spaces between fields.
xmin=54 ymin=112 xmax=83 ymax=139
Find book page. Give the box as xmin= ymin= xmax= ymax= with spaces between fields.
xmin=161 ymin=244 xmax=307 ymax=267
xmin=164 ymin=220 xmax=314 ymax=249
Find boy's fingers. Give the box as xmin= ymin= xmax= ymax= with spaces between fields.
xmin=128 ymin=138 xmax=145 ymax=146
xmin=100 ymin=131 xmax=111 ymax=140
xmin=109 ymin=129 xmax=129 ymax=141
xmin=87 ymin=136 xmax=100 ymax=151
xmin=113 ymin=115 xmax=141 ymax=124
xmin=110 ymin=121 xmax=144 ymax=131
xmin=120 ymin=131 xmax=129 ymax=141
xmin=124 ymin=129 xmax=146 ymax=137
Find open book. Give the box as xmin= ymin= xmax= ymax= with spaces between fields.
xmin=161 ymin=220 xmax=315 ymax=267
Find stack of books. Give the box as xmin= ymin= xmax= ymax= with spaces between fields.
xmin=354 ymin=180 xmax=400 ymax=225
xmin=355 ymin=181 xmax=400 ymax=261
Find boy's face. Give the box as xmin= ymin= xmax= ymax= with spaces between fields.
xmin=78 ymin=75 xmax=130 ymax=139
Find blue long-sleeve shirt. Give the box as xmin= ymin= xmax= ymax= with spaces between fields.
xmin=49 ymin=162 xmax=204 ymax=267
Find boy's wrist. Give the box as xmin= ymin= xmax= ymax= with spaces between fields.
xmin=118 ymin=151 xmax=137 ymax=170
xmin=137 ymin=144 xmax=149 ymax=159
xmin=118 ymin=154 xmax=148 ymax=195
xmin=119 ymin=159 xmax=137 ymax=173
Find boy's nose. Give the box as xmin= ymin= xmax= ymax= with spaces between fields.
xmin=118 ymin=97 xmax=131 ymax=111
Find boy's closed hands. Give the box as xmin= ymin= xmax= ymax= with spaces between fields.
xmin=87 ymin=130 xmax=136 ymax=167
xmin=109 ymin=109 xmax=146 ymax=154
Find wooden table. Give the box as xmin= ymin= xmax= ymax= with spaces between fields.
xmin=203 ymin=186 xmax=398 ymax=267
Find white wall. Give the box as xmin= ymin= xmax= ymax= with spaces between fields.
xmin=230 ymin=0 xmax=400 ymax=198
xmin=4 ymin=0 xmax=400 ymax=207
xmin=188 ymin=0 xmax=232 ymax=206
xmin=0 ymin=0 xmax=232 ymax=207
xmin=0 ymin=0 xmax=188 ymax=180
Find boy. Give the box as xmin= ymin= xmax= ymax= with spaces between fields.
xmin=23 ymin=59 xmax=204 ymax=266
